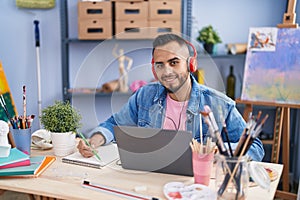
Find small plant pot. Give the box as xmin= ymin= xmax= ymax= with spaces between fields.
xmin=203 ymin=43 xmax=215 ymax=54
xmin=51 ymin=131 xmax=76 ymax=157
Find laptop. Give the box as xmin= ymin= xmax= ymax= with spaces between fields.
xmin=114 ymin=126 xmax=194 ymax=176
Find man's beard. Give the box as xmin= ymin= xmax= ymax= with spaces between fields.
xmin=164 ymin=73 xmax=189 ymax=94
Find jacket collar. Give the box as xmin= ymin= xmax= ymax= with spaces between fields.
xmin=153 ymin=74 xmax=202 ymax=115
xmin=187 ymin=75 xmax=201 ymax=115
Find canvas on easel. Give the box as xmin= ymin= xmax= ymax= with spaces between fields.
xmin=0 ymin=61 xmax=17 ymax=147
xmin=239 ymin=23 xmax=300 ymax=195
xmin=241 ymin=27 xmax=300 ymax=105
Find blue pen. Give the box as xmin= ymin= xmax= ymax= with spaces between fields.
xmin=78 ymin=132 xmax=102 ymax=161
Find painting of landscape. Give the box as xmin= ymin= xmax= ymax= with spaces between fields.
xmin=241 ymin=27 xmax=300 ymax=105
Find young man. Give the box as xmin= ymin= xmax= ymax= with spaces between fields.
xmin=77 ymin=33 xmax=264 ymax=161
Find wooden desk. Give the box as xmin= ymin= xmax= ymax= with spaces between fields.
xmin=236 ymin=98 xmax=300 ymax=196
xmin=0 ymin=149 xmax=283 ymax=200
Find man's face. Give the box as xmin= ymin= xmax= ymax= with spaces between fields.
xmin=153 ymin=41 xmax=190 ymax=93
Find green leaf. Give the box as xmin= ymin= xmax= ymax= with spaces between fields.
xmin=40 ymin=101 xmax=82 ymax=133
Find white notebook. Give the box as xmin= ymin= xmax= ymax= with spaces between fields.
xmin=62 ymin=143 xmax=119 ymax=169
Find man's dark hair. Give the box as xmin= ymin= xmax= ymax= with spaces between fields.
xmin=152 ymin=34 xmax=188 ymax=55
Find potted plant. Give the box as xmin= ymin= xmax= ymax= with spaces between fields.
xmin=197 ymin=25 xmax=222 ymax=54
xmin=40 ymin=101 xmax=82 ymax=156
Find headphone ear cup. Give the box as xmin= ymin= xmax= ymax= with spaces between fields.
xmin=151 ymin=58 xmax=158 ymax=80
xmin=188 ymin=56 xmax=197 ymax=73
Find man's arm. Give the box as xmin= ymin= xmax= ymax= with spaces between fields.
xmin=85 ymin=89 xmax=140 ymax=145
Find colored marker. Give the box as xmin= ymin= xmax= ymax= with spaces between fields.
xmin=78 ymin=132 xmax=101 ymax=161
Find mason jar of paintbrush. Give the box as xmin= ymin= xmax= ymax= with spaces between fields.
xmin=215 ymin=154 xmax=250 ymax=200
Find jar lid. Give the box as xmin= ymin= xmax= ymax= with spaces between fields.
xmin=248 ymin=162 xmax=271 ymax=189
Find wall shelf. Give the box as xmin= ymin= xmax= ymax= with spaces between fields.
xmin=198 ymin=53 xmax=246 ymax=59
xmin=68 ymin=88 xmax=132 ymax=97
xmin=60 ymin=0 xmax=193 ymax=102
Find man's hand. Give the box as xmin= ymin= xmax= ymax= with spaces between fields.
xmin=77 ymin=133 xmax=105 ymax=158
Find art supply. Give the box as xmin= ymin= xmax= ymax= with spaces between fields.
xmin=62 ymin=143 xmax=119 ymax=169
xmin=0 ymin=148 xmax=29 ymax=168
xmin=215 ymin=155 xmax=249 ymax=200
xmin=0 ymin=95 xmax=16 ymax=129
xmin=192 ymin=150 xmax=214 ymax=185
xmin=163 ymin=182 xmax=217 ymax=200
xmin=218 ymin=105 xmax=233 ymax=157
xmin=199 ymin=112 xmax=203 ymax=145
xmin=22 ymin=85 xmax=26 ymax=129
xmin=11 ymin=128 xmax=32 ymax=155
xmin=82 ymin=180 xmax=159 ymax=200
xmin=243 ymin=114 xmax=269 ymax=154
xmin=3 ymin=86 xmax=35 ymax=130
xmin=218 ymin=112 xmax=268 ymax=197
xmin=190 ymin=139 xmax=215 ymax=186
xmin=0 ymin=156 xmax=56 ymax=178
xmin=200 ymin=105 xmax=230 ymax=157
xmin=78 ymin=132 xmax=102 ymax=161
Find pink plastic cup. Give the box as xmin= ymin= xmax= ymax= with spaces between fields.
xmin=192 ymin=151 xmax=214 ymax=186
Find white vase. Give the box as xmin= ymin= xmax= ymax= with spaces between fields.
xmin=50 ymin=131 xmax=76 ymax=157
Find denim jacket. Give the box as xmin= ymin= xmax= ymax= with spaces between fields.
xmin=87 ymin=75 xmax=264 ymax=161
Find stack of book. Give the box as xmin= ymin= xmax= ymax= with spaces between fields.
xmin=0 ymin=148 xmax=55 ymax=177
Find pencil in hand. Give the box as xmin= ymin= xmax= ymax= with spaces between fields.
xmin=78 ymin=132 xmax=102 ymax=161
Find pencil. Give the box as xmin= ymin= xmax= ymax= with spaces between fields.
xmin=199 ymin=112 xmax=203 ymax=145
xmin=22 ymin=85 xmax=27 ymax=128
xmin=78 ymin=132 xmax=102 ymax=161
xmin=82 ymin=180 xmax=158 ymax=200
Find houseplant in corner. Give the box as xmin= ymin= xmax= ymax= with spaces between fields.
xmin=197 ymin=25 xmax=222 ymax=54
xmin=40 ymin=101 xmax=82 ymax=156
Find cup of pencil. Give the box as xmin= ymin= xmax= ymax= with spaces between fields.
xmin=2 ymin=85 xmax=36 ymax=155
xmin=10 ymin=115 xmax=35 ymax=155
xmin=190 ymin=138 xmax=215 ymax=186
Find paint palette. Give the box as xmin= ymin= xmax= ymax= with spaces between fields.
xmin=163 ymin=182 xmax=217 ymax=200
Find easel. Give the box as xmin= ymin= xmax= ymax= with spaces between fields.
xmin=237 ymin=2 xmax=299 ymax=199
xmin=277 ymin=0 xmax=298 ymax=28
xmin=276 ymin=3 xmax=299 ymax=198
xmin=236 ymin=99 xmax=300 ymax=200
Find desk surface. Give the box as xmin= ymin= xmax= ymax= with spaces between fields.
xmin=0 ymin=148 xmax=283 ymax=200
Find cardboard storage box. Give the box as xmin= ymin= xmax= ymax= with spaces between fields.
xmin=149 ymin=19 xmax=181 ymax=38
xmin=78 ymin=19 xmax=112 ymax=40
xmin=115 ymin=1 xmax=148 ymax=20
xmin=115 ymin=20 xmax=150 ymax=39
xmin=149 ymin=0 xmax=181 ymax=20
xmin=78 ymin=1 xmax=112 ymax=19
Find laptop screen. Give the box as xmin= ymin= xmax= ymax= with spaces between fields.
xmin=114 ymin=126 xmax=194 ymax=176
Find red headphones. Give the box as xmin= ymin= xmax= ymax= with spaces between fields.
xmin=151 ymin=41 xmax=198 ymax=80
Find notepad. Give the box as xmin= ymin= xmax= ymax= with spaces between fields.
xmin=0 ymin=156 xmax=56 ymax=177
xmin=0 ymin=148 xmax=30 ymax=169
xmin=62 ymin=143 xmax=119 ymax=169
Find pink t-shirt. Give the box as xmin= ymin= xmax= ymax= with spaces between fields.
xmin=163 ymin=94 xmax=188 ymax=130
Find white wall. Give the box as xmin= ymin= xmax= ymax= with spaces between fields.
xmin=0 ymin=0 xmax=298 ymax=132
xmin=0 ymin=1 xmax=61 ymax=131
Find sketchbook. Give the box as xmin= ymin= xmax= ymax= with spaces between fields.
xmin=0 ymin=156 xmax=56 ymax=177
xmin=0 ymin=148 xmax=30 ymax=169
xmin=62 ymin=143 xmax=119 ymax=169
